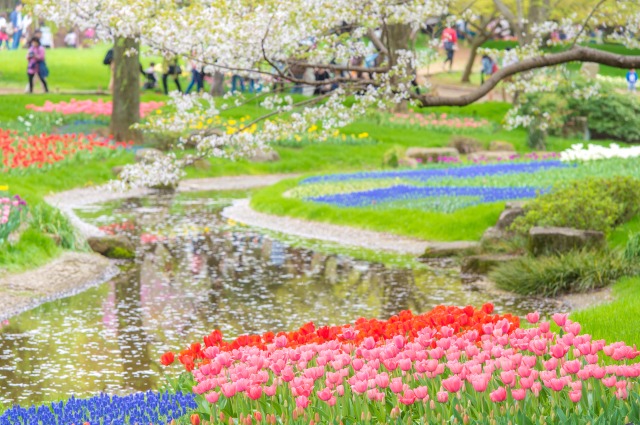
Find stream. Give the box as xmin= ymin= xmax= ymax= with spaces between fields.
xmin=0 ymin=190 xmax=559 ymax=405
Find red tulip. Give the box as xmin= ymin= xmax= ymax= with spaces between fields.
xmin=160 ymin=351 xmax=175 ymax=366
xmin=190 ymin=414 xmax=200 ymax=425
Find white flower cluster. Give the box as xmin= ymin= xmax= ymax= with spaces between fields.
xmin=561 ymin=143 xmax=640 ymax=162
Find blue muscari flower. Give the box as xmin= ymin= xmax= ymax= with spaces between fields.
xmin=308 ymin=185 xmax=546 ymax=209
xmin=0 ymin=391 xmax=196 ymax=425
xmin=301 ymin=161 xmax=570 ymax=185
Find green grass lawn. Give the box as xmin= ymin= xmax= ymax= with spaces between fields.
xmin=572 ymin=277 xmax=640 ymax=347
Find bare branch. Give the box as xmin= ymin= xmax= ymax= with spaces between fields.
xmin=570 ymin=0 xmax=608 ymax=48
xmin=416 ymin=46 xmax=640 ymax=107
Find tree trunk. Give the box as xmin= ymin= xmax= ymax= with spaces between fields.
xmin=210 ymin=71 xmax=225 ymax=96
xmin=461 ymin=37 xmax=484 ymax=83
xmin=111 ymin=37 xmax=142 ymax=143
xmin=384 ymin=23 xmax=413 ymax=112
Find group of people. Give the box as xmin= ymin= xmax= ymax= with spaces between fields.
xmin=0 ymin=3 xmax=29 ymax=50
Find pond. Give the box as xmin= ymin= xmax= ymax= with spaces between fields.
xmin=0 ymin=190 xmax=558 ymax=406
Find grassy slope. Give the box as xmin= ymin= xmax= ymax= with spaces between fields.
xmin=572 ymin=277 xmax=640 ymax=347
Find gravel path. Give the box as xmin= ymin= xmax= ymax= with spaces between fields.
xmin=223 ymin=199 xmax=477 ymax=256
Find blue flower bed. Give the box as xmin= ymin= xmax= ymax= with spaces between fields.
xmin=0 ymin=391 xmax=196 ymax=425
xmin=301 ymin=161 xmax=570 ymax=185
xmin=309 ymin=185 xmax=545 ymax=208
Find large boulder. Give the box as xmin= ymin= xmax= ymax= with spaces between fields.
xmin=461 ymin=254 xmax=519 ymax=275
xmin=88 ymin=235 xmax=136 ymax=259
xmin=135 ymin=148 xmax=165 ymax=164
xmin=405 ymin=147 xmax=459 ymax=163
xmin=421 ymin=241 xmax=480 ymax=259
xmin=529 ymin=227 xmax=605 ymax=256
xmin=468 ymin=151 xmax=518 ymax=162
xmin=489 ymin=141 xmax=515 ymax=152
xmin=250 ymin=149 xmax=280 ymax=163
xmin=496 ymin=206 xmax=525 ymax=230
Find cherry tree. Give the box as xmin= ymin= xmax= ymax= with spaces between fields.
xmin=28 ymin=0 xmax=640 ymax=188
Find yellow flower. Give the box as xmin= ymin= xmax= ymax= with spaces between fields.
xmin=358 ymin=132 xmax=369 ymax=138
xmin=196 ymin=121 xmax=204 ymax=129
xmin=226 ymin=127 xmax=237 ymax=135
xmin=341 ymin=134 xmax=346 ymax=140
xmin=206 ymin=118 xmax=213 ymax=125
xmin=227 ymin=218 xmax=237 ymax=226
xmin=155 ymin=109 xmax=162 ymax=114
xmin=0 ymin=185 xmax=8 ymax=191
xmin=332 ymin=130 xmax=340 ymax=137
xmin=228 ymin=119 xmax=237 ymax=125
xmin=308 ymin=125 xmax=318 ymax=133
xmin=294 ymin=135 xmax=302 ymax=142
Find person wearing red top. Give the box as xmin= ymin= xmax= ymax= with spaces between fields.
xmin=441 ymin=26 xmax=458 ymax=72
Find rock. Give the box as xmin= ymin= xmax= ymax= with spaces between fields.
xmin=250 ymin=149 xmax=280 ymax=163
xmin=449 ymin=136 xmax=482 ymax=154
xmin=191 ymin=158 xmax=212 ymax=170
xmin=135 ymin=148 xmax=165 ymax=164
xmin=489 ymin=141 xmax=515 ymax=152
xmin=505 ymin=201 xmax=526 ymax=209
xmin=461 ymin=254 xmax=519 ymax=275
xmin=112 ymin=166 xmax=124 ymax=177
xmin=528 ymin=227 xmax=605 ymax=256
xmin=420 ymin=241 xmax=480 ymax=259
xmin=468 ymin=151 xmax=518 ymax=162
xmin=87 ymin=235 xmax=136 ymax=259
xmin=398 ymin=157 xmax=419 ymax=168
xmin=480 ymin=226 xmax=504 ymax=244
xmin=405 ymin=147 xmax=459 ymax=163
xmin=496 ymin=206 xmax=525 ymax=230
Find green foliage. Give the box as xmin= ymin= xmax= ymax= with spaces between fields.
xmin=382 ymin=146 xmax=405 ymax=167
xmin=28 ymin=203 xmax=83 ymax=250
xmin=490 ymin=250 xmax=634 ymax=296
xmin=0 ymin=228 xmax=61 ymax=273
xmin=517 ymin=76 xmax=640 ymax=143
xmin=105 ymin=246 xmax=135 ymax=259
xmin=572 ymin=276 xmax=640 ymax=347
xmin=512 ymin=177 xmax=640 ymax=234
xmin=624 ymin=233 xmax=640 ymax=261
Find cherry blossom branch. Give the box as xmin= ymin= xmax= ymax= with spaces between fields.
xmin=416 ymin=46 xmax=640 ymax=107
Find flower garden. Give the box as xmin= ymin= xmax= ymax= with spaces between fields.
xmin=2 ymin=56 xmax=640 ymax=424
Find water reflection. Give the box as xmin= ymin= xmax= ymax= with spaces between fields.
xmin=0 ymin=191 xmax=557 ymax=405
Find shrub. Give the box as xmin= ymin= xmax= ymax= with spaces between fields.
xmin=382 ymin=146 xmax=405 ymax=168
xmin=28 ymin=203 xmax=82 ymax=250
xmin=512 ymin=176 xmax=640 ymax=234
xmin=448 ymin=136 xmax=482 ymax=154
xmin=490 ymin=250 xmax=632 ymax=296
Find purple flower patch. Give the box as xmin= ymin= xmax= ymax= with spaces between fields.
xmin=308 ymin=185 xmax=545 ymax=209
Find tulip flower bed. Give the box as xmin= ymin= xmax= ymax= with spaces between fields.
xmin=0 ymin=129 xmax=132 ymax=172
xmin=0 ymin=391 xmax=196 ymax=425
xmin=0 ymin=193 xmax=27 ymax=243
xmin=160 ymin=305 xmax=640 ymax=425
xmin=389 ymin=112 xmax=492 ymax=133
xmin=26 ymin=99 xmax=165 ymax=118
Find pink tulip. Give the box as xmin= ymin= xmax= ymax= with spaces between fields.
xmin=205 ymin=391 xmax=220 ymax=403
xmin=549 ymin=378 xmax=565 ymax=392
xmin=539 ymin=322 xmax=550 ymax=333
xmin=569 ymin=390 xmax=582 ymax=403
xmin=489 ymin=387 xmax=506 ymax=403
xmin=525 ymin=312 xmax=540 ymax=324
xmin=563 ymin=360 xmax=581 ymax=374
xmin=389 ymin=377 xmax=404 ymax=394
xmin=436 ymin=391 xmax=449 ymax=403
xmin=295 ymin=396 xmax=310 ymax=409
xmin=442 ymin=375 xmax=462 ymax=393
xmin=399 ymin=389 xmax=416 ymax=405
xmin=317 ymin=387 xmax=332 ymax=401
xmin=414 ymin=386 xmax=428 ymax=400
xmin=374 ymin=373 xmax=389 ymax=389
xmin=247 ymin=385 xmax=262 ymax=400
xmin=512 ymin=388 xmax=526 ymax=401
xmin=552 ymin=313 xmax=568 ymax=327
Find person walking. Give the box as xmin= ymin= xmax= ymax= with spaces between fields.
xmin=441 ymin=26 xmax=457 ymax=72
xmin=162 ymin=56 xmax=183 ymax=95
xmin=27 ymin=37 xmax=48 ymax=93
xmin=185 ymin=57 xmax=204 ymax=94
xmin=9 ymin=3 xmax=23 ymax=50
xmin=480 ymin=55 xmax=497 ymax=84
xmin=627 ymin=68 xmax=638 ymax=93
